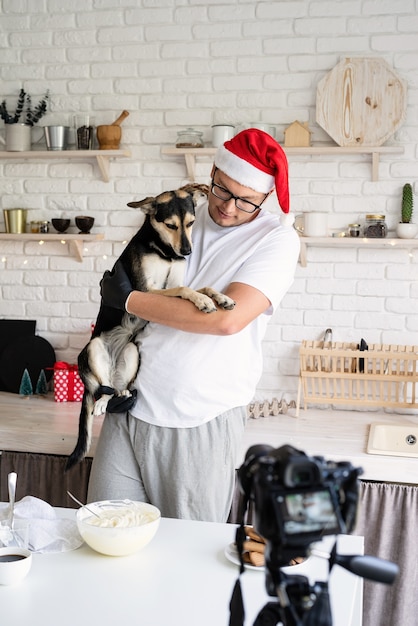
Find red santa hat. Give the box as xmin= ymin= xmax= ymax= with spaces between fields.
xmin=214 ymin=128 xmax=292 ymax=224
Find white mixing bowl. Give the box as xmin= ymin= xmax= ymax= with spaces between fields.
xmin=76 ymin=500 xmax=161 ymax=557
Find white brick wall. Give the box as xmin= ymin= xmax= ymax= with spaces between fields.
xmin=0 ymin=0 xmax=417 ymax=404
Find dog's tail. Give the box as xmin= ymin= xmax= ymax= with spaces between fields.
xmin=65 ymin=392 xmax=94 ymax=471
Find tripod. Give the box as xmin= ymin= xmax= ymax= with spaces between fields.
xmin=251 ymin=542 xmax=398 ymax=626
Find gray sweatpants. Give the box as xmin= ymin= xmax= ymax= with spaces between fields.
xmin=87 ymin=406 xmax=247 ymax=522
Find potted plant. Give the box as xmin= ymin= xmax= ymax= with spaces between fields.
xmin=0 ymin=88 xmax=49 ymax=151
xmin=396 ymin=183 xmax=417 ymax=239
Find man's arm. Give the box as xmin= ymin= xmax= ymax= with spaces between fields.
xmin=125 ymin=281 xmax=271 ymax=336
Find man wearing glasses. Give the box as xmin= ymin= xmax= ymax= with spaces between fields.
xmin=88 ymin=129 xmax=300 ymax=522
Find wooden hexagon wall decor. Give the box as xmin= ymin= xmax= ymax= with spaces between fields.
xmin=316 ymin=57 xmax=407 ymax=146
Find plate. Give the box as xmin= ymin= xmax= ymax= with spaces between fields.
xmin=224 ymin=542 xmax=264 ymax=572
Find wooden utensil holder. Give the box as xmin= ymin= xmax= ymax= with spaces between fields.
xmin=296 ymin=340 xmax=418 ymax=416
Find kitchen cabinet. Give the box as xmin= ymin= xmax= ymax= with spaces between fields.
xmin=0 ymin=233 xmax=105 ymax=262
xmin=0 ymin=450 xmax=92 ymax=508
xmin=0 ymin=148 xmax=131 ymax=182
xmin=161 ymin=144 xmax=404 ymax=182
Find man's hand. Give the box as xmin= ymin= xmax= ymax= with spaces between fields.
xmin=100 ymin=261 xmax=133 ymax=311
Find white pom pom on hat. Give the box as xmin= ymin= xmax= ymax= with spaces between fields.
xmin=214 ymin=128 xmax=290 ymax=214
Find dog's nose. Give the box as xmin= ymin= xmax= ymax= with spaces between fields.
xmin=180 ymin=245 xmax=192 ymax=256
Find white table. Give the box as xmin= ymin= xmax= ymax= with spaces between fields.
xmin=0 ymin=512 xmax=363 ymax=626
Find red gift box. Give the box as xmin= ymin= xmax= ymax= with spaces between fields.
xmin=52 ymin=361 xmax=84 ymax=402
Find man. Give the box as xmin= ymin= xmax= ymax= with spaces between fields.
xmin=87 ymin=129 xmax=300 ymax=522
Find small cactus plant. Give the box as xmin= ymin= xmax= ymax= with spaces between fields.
xmin=401 ymin=183 xmax=414 ymax=223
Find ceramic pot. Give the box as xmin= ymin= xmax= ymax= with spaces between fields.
xmin=4 ymin=124 xmax=31 ymax=152
xmin=396 ymin=223 xmax=418 ymax=239
xmin=75 ymin=216 xmax=94 ymax=234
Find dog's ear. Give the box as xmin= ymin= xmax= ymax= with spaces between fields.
xmin=191 ymin=188 xmax=208 ymax=208
xmin=179 ymin=183 xmax=209 ymax=208
xmin=127 ymin=197 xmax=156 ymax=213
xmin=179 ymin=183 xmax=209 ymax=197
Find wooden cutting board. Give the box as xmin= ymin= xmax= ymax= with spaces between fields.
xmin=316 ymin=57 xmax=407 ymax=146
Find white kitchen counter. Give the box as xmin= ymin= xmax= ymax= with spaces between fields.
xmin=0 ymin=391 xmax=417 ymax=484
xmin=241 ymin=406 xmax=418 ymax=484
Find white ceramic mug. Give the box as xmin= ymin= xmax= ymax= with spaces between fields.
xmin=248 ymin=123 xmax=276 ymax=137
xmin=211 ymin=124 xmax=235 ymax=147
xmin=295 ymin=212 xmax=328 ymax=237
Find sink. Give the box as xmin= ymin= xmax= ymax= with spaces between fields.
xmin=367 ymin=423 xmax=418 ymax=458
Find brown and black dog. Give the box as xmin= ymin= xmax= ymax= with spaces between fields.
xmin=65 ymin=185 xmax=235 ymax=470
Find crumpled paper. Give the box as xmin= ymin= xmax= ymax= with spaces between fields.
xmin=0 ymin=496 xmax=83 ymax=553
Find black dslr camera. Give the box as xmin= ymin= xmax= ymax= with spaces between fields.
xmin=238 ymin=444 xmax=361 ymax=570
xmin=229 ymin=444 xmax=398 ymax=626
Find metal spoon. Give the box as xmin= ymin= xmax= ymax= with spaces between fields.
xmin=66 ymin=490 xmax=102 ymax=519
xmin=8 ymin=472 xmax=17 ymax=528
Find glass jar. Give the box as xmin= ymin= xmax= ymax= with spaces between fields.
xmin=30 ymin=220 xmax=40 ymax=233
xmin=348 ymin=223 xmax=361 ymax=237
xmin=175 ymin=128 xmax=204 ymax=148
xmin=39 ymin=220 xmax=50 ymax=234
xmin=363 ymin=214 xmax=387 ymax=238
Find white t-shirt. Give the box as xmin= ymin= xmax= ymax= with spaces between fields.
xmin=129 ymin=202 xmax=300 ymax=428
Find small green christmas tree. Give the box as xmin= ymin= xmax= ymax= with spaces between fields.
xmin=401 ymin=183 xmax=414 ymax=223
xmin=19 ymin=368 xmax=33 ymax=396
xmin=35 ymin=369 xmax=48 ymax=395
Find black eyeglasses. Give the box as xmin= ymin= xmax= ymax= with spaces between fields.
xmin=210 ymin=169 xmax=269 ymax=214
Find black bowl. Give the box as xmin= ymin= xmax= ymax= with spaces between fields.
xmin=75 ymin=216 xmax=95 ymax=234
xmin=51 ymin=218 xmax=71 ymax=233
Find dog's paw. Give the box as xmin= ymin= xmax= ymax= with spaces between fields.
xmin=191 ymin=293 xmax=218 ymax=313
xmin=107 ymin=389 xmax=137 ymax=413
xmin=93 ymin=396 xmax=111 ymax=416
xmin=213 ymin=294 xmax=236 ymax=310
xmin=198 ymin=288 xmax=236 ymax=311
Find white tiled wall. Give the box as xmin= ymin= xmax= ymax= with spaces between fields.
xmin=1 ymin=0 xmax=417 ymax=403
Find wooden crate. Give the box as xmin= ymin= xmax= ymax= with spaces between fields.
xmin=296 ymin=341 xmax=418 ymax=415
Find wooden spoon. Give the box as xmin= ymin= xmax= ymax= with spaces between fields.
xmin=111 ymin=110 xmax=129 ymax=126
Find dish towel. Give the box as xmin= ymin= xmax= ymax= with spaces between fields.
xmin=0 ymin=495 xmax=83 ymax=553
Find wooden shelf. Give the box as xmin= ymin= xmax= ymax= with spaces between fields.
xmin=0 ymin=149 xmax=131 ymax=182
xmin=161 ymin=144 xmax=404 ymax=182
xmin=0 ymin=233 xmax=105 ymax=262
xmin=298 ymin=236 xmax=418 ymax=267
